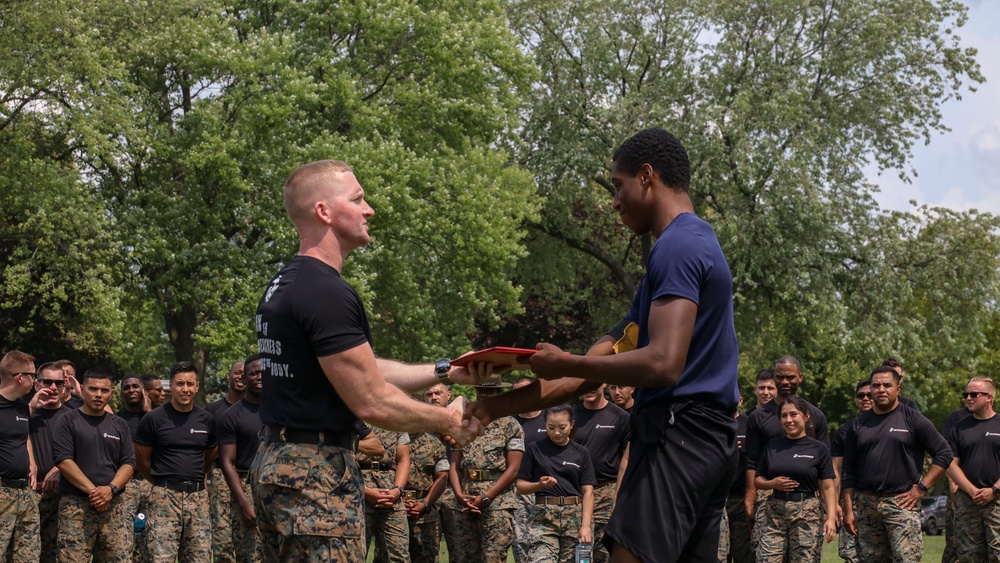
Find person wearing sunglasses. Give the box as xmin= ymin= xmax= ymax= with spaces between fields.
xmin=830 ymin=380 xmax=874 ymax=563
xmin=0 ymin=349 xmax=41 ymax=563
xmin=841 ymin=366 xmax=954 ymax=562
xmin=27 ymin=362 xmax=72 ymax=563
xmin=944 ymin=376 xmax=1000 ymax=562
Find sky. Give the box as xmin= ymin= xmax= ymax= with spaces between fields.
xmin=868 ymin=0 xmax=1000 ymax=214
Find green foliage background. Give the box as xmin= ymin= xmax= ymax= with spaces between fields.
xmin=2 ymin=0 xmax=997 ymax=424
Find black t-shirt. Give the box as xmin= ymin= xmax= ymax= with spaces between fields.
xmin=257 ymin=256 xmax=372 ymax=432
xmin=115 ymin=408 xmax=145 ymax=440
xmin=842 ymin=405 xmax=954 ymax=493
xmin=756 ymin=435 xmax=835 ymax=494
xmin=831 ymin=419 xmax=851 ymax=458
xmin=518 ymin=438 xmax=597 ymax=498
xmin=948 ymin=413 xmax=1000 ymax=488
xmin=573 ymin=403 xmax=631 ymax=481
xmin=942 ymin=407 xmax=973 ymax=436
xmin=52 ymin=410 xmax=136 ymax=496
xmin=0 ymin=395 xmax=30 ymax=479
xmin=206 ymin=398 xmax=237 ymax=468
xmin=745 ymin=396 xmax=830 ymax=470
xmin=514 ymin=413 xmax=548 ymax=448
xmin=29 ymin=405 xmax=72 ymax=476
xmin=217 ymin=399 xmax=263 ymax=473
xmin=64 ymin=396 xmax=84 ymax=410
xmin=899 ymin=395 xmax=919 ymax=411
xmin=134 ymin=403 xmax=217 ymax=481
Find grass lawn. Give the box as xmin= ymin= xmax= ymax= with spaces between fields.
xmin=822 ymin=533 xmax=945 ymax=562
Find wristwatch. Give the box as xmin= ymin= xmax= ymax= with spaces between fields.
xmin=917 ymin=481 xmax=929 ymax=493
xmin=435 ymin=359 xmax=452 ymax=385
xmin=480 ymin=494 xmax=492 ymax=508
xmin=109 ymin=484 xmax=121 ymax=496
xmin=991 ymin=486 xmax=1000 ymax=498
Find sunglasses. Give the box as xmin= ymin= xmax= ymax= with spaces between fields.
xmin=11 ymin=371 xmax=35 ymax=379
xmin=963 ymin=391 xmax=991 ymax=399
xmin=37 ymin=379 xmax=66 ymax=387
xmin=856 ymin=392 xmax=872 ymax=400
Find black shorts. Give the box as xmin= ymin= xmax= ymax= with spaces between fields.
xmin=603 ymin=401 xmax=738 ymax=563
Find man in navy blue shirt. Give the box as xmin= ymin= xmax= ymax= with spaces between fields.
xmin=470 ymin=128 xmax=740 ymax=563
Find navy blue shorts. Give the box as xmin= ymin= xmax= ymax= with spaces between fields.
xmin=603 ymin=402 xmax=738 ymax=562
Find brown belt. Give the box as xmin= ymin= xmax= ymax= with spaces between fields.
xmin=536 ymin=496 xmax=582 ymax=506
xmin=465 ymin=468 xmax=504 ymax=481
xmin=403 ymin=489 xmax=430 ymax=501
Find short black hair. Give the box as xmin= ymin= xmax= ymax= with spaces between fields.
xmin=244 ymin=353 xmax=263 ymax=367
xmin=612 ymin=127 xmax=690 ymax=191
xmin=868 ymin=365 xmax=900 ymax=384
xmin=80 ymin=367 xmax=114 ymax=386
xmin=169 ymin=361 xmax=198 ymax=381
xmin=855 ymin=380 xmax=871 ymax=392
xmin=139 ymin=373 xmax=159 ymax=388
xmin=755 ymin=368 xmax=775 ymax=383
xmin=774 ymin=356 xmax=802 ymax=370
xmin=121 ymin=374 xmax=142 ymax=387
xmin=881 ymin=357 xmax=902 ymax=369
xmin=544 ymin=404 xmax=575 ymax=423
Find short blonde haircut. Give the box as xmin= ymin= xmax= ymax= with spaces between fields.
xmin=1 ymin=350 xmax=35 ymax=379
xmin=969 ymin=376 xmax=996 ymax=394
xmin=283 ymin=160 xmax=354 ymax=226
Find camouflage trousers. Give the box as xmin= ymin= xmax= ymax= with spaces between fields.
xmin=439 ymin=506 xmax=462 ymax=557
xmin=407 ymin=506 xmax=441 ymax=563
xmin=208 ymin=467 xmax=235 ymax=563
xmin=526 ymin=502 xmax=589 ymax=562
xmin=755 ymin=495 xmax=823 ymax=563
xmin=449 ymin=507 xmax=514 ymax=563
xmin=837 ymin=526 xmax=859 ymax=563
xmin=724 ymin=494 xmax=753 ymax=563
xmin=944 ymin=490 xmax=959 ymax=563
xmin=717 ymin=500 xmax=729 ymax=562
xmin=36 ymin=490 xmax=60 ymax=563
xmin=0 ymin=485 xmax=40 ymax=563
xmin=951 ymin=489 xmax=1000 ymax=562
xmin=144 ymin=485 xmax=211 ymax=563
xmin=229 ymin=479 xmax=262 ymax=563
xmin=750 ymin=488 xmax=772 ymax=554
xmin=57 ymin=492 xmax=132 ymax=563
xmin=591 ymin=482 xmax=615 ymax=563
xmin=853 ymin=490 xmax=922 ymax=562
xmin=365 ymin=505 xmax=410 ymax=563
xmin=511 ymin=493 xmax=532 ymax=563
xmin=122 ymin=479 xmax=151 ymax=563
xmin=251 ymin=442 xmax=365 ymax=562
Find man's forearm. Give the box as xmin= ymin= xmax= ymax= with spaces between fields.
xmin=56 ymin=460 xmax=95 ymax=493
xmin=376 ymin=358 xmax=436 ymax=392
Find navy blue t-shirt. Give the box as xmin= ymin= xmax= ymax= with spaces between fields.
xmin=624 ymin=213 xmax=739 ymax=411
xmin=257 ymin=256 xmax=371 ymax=433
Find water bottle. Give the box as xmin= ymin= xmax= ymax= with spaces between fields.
xmin=575 ymin=542 xmax=592 ymax=563
xmin=133 ymin=513 xmax=146 ymax=536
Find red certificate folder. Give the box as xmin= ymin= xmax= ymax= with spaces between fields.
xmin=452 ymin=347 xmax=537 ymax=370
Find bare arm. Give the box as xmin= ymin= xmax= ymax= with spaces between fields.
xmin=580 ymin=484 xmax=594 ymax=543
xmin=219 ymin=444 xmax=253 ymax=525
xmin=529 ymin=297 xmax=696 ymax=388
xmin=27 ymin=437 xmax=37 ymax=490
xmin=204 ymin=447 xmax=217 ymax=477
xmin=820 ymin=479 xmax=838 ymax=542
xmin=357 ymin=432 xmax=385 ymax=458
xmin=134 ymin=445 xmax=153 ymax=482
xmin=56 ymin=459 xmax=96 ymax=494
xmin=320 ymin=344 xmax=475 ymax=442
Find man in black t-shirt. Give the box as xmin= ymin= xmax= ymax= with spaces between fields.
xmin=27 ymin=362 xmax=72 ymax=563
xmin=0 ymin=350 xmax=40 ymax=563
xmin=573 ymin=384 xmax=630 ymax=563
xmin=205 ymin=360 xmax=245 ymax=563
xmin=252 ymin=160 xmax=487 ymax=562
xmin=880 ymin=358 xmax=920 ymax=411
xmin=140 ymin=374 xmax=165 ymax=410
xmin=940 ymin=403 xmax=972 ymax=563
xmin=52 ymin=367 xmax=136 ymax=562
xmin=134 ymin=361 xmax=217 ymax=563
xmin=218 ymin=354 xmax=264 ymax=563
xmin=606 ymin=385 xmax=634 ymax=413
xmin=841 ymin=366 xmax=953 ymax=562
xmin=944 ymin=376 xmax=1000 ymax=562
xmin=830 ymin=380 xmax=872 ymax=563
xmin=743 ymin=357 xmax=829 ymax=552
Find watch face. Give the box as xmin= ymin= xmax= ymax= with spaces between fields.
xmin=435 ymin=359 xmax=450 ymax=374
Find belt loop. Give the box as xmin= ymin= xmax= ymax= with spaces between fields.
xmin=279 ymin=426 xmax=287 ymax=443
xmin=318 ymin=430 xmax=325 ymax=446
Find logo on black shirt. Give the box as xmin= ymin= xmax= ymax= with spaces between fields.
xmin=15 ymin=416 xmax=28 ymax=422
xmin=595 ymin=424 xmax=616 ymax=429
xmin=792 ymin=454 xmax=814 ymax=459
xmin=986 ymin=432 xmax=1000 ymax=437
xmin=265 ymin=276 xmax=281 ymax=302
xmin=103 ymin=433 xmax=121 ymax=441
xmin=190 ymin=428 xmax=208 ymax=434
xmin=889 ymin=427 xmax=910 ymax=433
xmin=562 ymin=461 xmax=581 ymax=468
